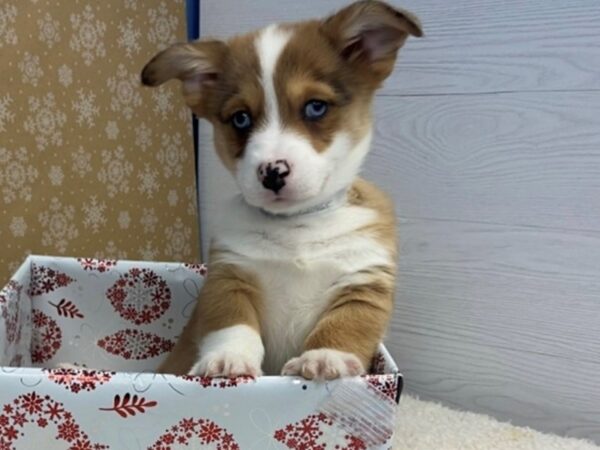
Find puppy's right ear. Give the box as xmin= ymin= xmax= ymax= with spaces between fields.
xmin=141 ymin=40 xmax=228 ymax=115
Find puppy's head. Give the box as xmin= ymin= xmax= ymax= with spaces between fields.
xmin=142 ymin=1 xmax=422 ymax=214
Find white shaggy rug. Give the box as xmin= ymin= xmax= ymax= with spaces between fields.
xmin=394 ymin=395 xmax=599 ymax=450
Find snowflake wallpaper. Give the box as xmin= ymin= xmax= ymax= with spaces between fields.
xmin=0 ymin=0 xmax=200 ymax=283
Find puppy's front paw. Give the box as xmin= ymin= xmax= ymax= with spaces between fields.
xmin=189 ymin=351 xmax=262 ymax=378
xmin=281 ymin=349 xmax=365 ymax=380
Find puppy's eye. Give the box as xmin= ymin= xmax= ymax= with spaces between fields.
xmin=231 ymin=111 xmax=252 ymax=131
xmin=303 ymin=100 xmax=328 ymax=121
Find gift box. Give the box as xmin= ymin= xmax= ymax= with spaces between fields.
xmin=0 ymin=255 xmax=402 ymax=449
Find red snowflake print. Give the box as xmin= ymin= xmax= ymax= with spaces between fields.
xmin=182 ymin=374 xmax=253 ymax=389
xmin=20 ymin=392 xmax=44 ymax=415
xmin=0 ymin=281 xmax=23 ymax=345
xmin=274 ymin=413 xmax=368 ymax=450
xmin=149 ymin=418 xmax=239 ymax=450
xmin=106 ymin=268 xmax=171 ymax=325
xmin=0 ymin=392 xmax=107 ymax=449
xmin=97 ymin=329 xmax=174 ymax=360
xmin=77 ymin=258 xmax=117 ymax=273
xmin=28 ymin=264 xmax=74 ymax=296
xmin=45 ymin=368 xmax=114 ymax=393
xmin=365 ymin=374 xmax=399 ymax=402
xmin=345 ymin=436 xmax=367 ymax=450
xmin=199 ymin=421 xmax=222 ymax=443
xmin=31 ymin=310 xmax=62 ymax=363
xmin=58 ymin=419 xmax=80 ymax=442
xmin=184 ymin=263 xmax=207 ymax=277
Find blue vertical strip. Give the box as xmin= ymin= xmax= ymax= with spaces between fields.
xmin=185 ymin=0 xmax=200 ymax=189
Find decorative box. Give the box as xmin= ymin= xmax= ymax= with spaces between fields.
xmin=0 ymin=255 xmax=402 ymax=449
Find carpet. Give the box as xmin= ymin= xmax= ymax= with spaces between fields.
xmin=394 ymin=395 xmax=599 ymax=449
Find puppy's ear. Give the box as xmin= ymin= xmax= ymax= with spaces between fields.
xmin=141 ymin=40 xmax=228 ymax=115
xmin=322 ymin=1 xmax=422 ymax=83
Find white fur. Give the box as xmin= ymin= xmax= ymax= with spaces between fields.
xmin=189 ymin=324 xmax=264 ymax=377
xmin=211 ymin=196 xmax=393 ymax=375
xmin=282 ymin=348 xmax=365 ymax=379
xmin=205 ymin=24 xmax=391 ymax=377
xmin=255 ymin=24 xmax=291 ymax=125
xmin=233 ymin=25 xmax=374 ymax=216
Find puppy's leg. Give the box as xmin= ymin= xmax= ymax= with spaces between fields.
xmin=158 ymin=263 xmax=264 ymax=377
xmin=282 ymin=278 xmax=394 ymax=380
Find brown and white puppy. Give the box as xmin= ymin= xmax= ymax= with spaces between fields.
xmin=141 ymin=1 xmax=422 ymax=380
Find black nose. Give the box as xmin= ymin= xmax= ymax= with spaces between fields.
xmin=257 ymin=160 xmax=291 ymax=194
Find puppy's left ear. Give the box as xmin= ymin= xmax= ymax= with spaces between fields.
xmin=141 ymin=40 xmax=228 ymax=116
xmin=322 ymin=0 xmax=422 ymax=84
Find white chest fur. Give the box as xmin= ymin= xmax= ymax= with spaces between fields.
xmin=211 ymin=196 xmax=392 ymax=374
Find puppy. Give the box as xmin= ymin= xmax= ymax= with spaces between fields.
xmin=141 ymin=1 xmax=422 ymax=380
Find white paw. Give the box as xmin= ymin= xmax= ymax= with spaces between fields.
xmin=281 ymin=349 xmax=365 ymax=380
xmin=189 ymin=351 xmax=262 ymax=377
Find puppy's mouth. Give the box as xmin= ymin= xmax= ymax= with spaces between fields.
xmin=256 ymin=174 xmax=331 ymax=214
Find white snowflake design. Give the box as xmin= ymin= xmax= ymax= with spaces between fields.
xmin=147 ymin=1 xmax=178 ymax=50
xmin=70 ymin=5 xmax=106 ymax=66
xmin=117 ymin=18 xmax=141 ymax=57
xmin=164 ymin=217 xmax=192 ymax=260
xmin=139 ymin=242 xmax=158 ymax=260
xmin=151 ymin=86 xmax=174 ymax=118
xmin=107 ymin=64 xmax=142 ymax=120
xmin=82 ymin=195 xmax=107 ymax=233
xmin=37 ymin=12 xmax=61 ymax=48
xmin=18 ymin=52 xmax=44 ymax=86
xmin=48 ymin=165 xmax=64 ymax=186
xmin=105 ymin=121 xmax=119 ymax=140
xmin=0 ymin=94 xmax=15 ymax=132
xmin=118 ymin=211 xmax=131 ymax=229
xmin=57 ymin=64 xmax=73 ymax=87
xmin=0 ymin=4 xmax=18 ymax=47
xmin=138 ymin=163 xmax=160 ymax=198
xmin=167 ymin=189 xmax=178 ymax=206
xmin=23 ymin=93 xmax=67 ymax=152
xmin=97 ymin=146 xmax=134 ymax=198
xmin=178 ymin=105 xmax=191 ymax=123
xmin=95 ymin=241 xmax=127 ymax=260
xmin=185 ymin=185 xmax=198 ymax=216
xmin=9 ymin=216 xmax=27 ymax=238
xmin=38 ymin=197 xmax=79 ymax=253
xmin=72 ymin=89 xmax=99 ymax=127
xmin=0 ymin=147 xmax=39 ymax=203
xmin=71 ymin=146 xmax=92 ymax=177
xmin=134 ymin=122 xmax=152 ymax=151
xmin=140 ymin=208 xmax=158 ymax=233
xmin=123 ymin=0 xmax=137 ymax=10
xmin=157 ymin=132 xmax=188 ymax=178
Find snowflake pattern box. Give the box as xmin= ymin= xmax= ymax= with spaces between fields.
xmin=0 ymin=255 xmax=403 ymax=449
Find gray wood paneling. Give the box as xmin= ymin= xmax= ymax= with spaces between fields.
xmin=391 ymin=217 xmax=600 ymax=439
xmin=197 ymin=0 xmax=600 ymax=442
xmin=367 ymin=92 xmax=600 ymax=230
xmin=201 ymin=0 xmax=600 ymax=95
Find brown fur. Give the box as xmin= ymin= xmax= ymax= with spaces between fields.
xmin=141 ymin=1 xmax=421 ymax=167
xmin=157 ymin=260 xmax=263 ymax=375
xmin=302 ymin=178 xmax=397 ymax=370
xmin=142 ymin=1 xmax=421 ymax=378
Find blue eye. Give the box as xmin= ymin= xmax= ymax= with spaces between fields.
xmin=231 ymin=111 xmax=252 ymax=131
xmin=303 ymin=100 xmax=328 ymax=121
